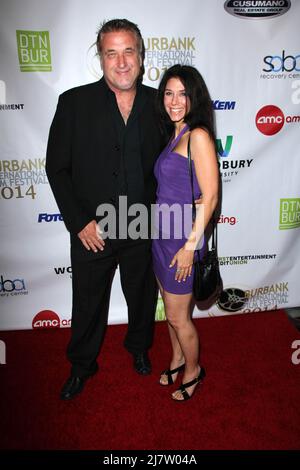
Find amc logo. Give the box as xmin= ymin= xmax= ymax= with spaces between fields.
xmin=256 ymin=105 xmax=284 ymax=135
xmin=32 ymin=310 xmax=61 ymax=329
xmin=32 ymin=310 xmax=71 ymax=329
xmin=256 ymin=104 xmax=300 ymax=136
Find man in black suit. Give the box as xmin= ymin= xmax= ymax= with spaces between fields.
xmin=46 ymin=19 xmax=163 ymax=400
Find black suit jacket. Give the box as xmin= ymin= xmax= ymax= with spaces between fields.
xmin=46 ymin=78 xmax=163 ymax=248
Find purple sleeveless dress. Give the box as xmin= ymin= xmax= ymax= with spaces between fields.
xmin=152 ymin=125 xmax=203 ymax=294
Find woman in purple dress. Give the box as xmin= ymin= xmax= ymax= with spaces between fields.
xmin=152 ymin=65 xmax=219 ymax=401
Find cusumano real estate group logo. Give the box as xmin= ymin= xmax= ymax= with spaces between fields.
xmin=224 ymin=0 xmax=291 ymax=19
xmin=279 ymin=198 xmax=300 ymax=230
xmin=16 ymin=30 xmax=52 ymax=72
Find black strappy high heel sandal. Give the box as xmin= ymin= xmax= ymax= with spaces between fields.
xmin=159 ymin=363 xmax=185 ymax=386
xmin=172 ymin=366 xmax=206 ymax=401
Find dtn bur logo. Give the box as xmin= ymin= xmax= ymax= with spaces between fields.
xmin=16 ymin=30 xmax=52 ymax=72
xmin=279 ymin=198 xmax=300 ymax=230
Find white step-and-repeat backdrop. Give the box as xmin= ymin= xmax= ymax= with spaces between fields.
xmin=1 ymin=0 xmax=299 ymax=330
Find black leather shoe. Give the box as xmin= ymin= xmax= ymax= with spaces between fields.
xmin=133 ymin=352 xmax=151 ymax=375
xmin=60 ymin=376 xmax=88 ymax=400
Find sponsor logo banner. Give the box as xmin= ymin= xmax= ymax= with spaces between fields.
xmin=213 ymin=100 xmax=236 ymax=110
xmin=256 ymin=105 xmax=300 ymax=135
xmin=279 ymin=198 xmax=300 ymax=230
xmin=217 ymin=282 xmax=289 ymax=313
xmin=144 ymin=36 xmax=196 ymax=83
xmin=16 ymin=30 xmax=52 ymax=72
xmin=224 ymin=0 xmax=291 ymax=19
xmin=38 ymin=213 xmax=63 ymax=223
xmin=219 ymin=253 xmax=277 ymax=265
xmin=53 ymin=266 xmax=72 ymax=278
xmin=32 ymin=310 xmax=71 ymax=329
xmin=261 ymin=50 xmax=300 ymax=80
xmin=216 ymin=136 xmax=254 ymax=184
xmin=0 ymin=275 xmax=28 ymax=297
xmin=0 ymin=159 xmax=48 ymax=202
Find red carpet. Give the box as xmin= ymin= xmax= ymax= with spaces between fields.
xmin=0 ymin=310 xmax=300 ymax=450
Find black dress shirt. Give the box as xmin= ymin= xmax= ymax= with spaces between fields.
xmin=106 ymin=81 xmax=145 ymax=209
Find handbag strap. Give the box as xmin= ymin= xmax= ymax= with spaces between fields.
xmin=187 ymin=135 xmax=217 ymax=252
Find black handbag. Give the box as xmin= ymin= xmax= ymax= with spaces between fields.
xmin=187 ymin=137 xmax=223 ymax=302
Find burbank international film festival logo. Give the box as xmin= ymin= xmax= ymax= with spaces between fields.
xmin=0 ymin=158 xmax=48 ymax=201
xmin=86 ymin=36 xmax=197 ymax=82
xmin=279 ymin=198 xmax=300 ymax=230
xmin=144 ymin=36 xmax=196 ymax=83
xmin=217 ymin=282 xmax=289 ymax=314
xmin=16 ymin=30 xmax=52 ymax=72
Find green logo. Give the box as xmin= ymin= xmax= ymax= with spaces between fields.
xmin=279 ymin=198 xmax=300 ymax=230
xmin=16 ymin=30 xmax=52 ymax=72
xmin=216 ymin=135 xmax=233 ymax=157
xmin=155 ymin=297 xmax=166 ymax=321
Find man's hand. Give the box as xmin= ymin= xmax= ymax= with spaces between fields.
xmin=78 ymin=220 xmax=105 ymax=252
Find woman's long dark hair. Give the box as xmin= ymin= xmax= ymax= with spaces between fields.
xmin=157 ymin=64 xmax=216 ymax=142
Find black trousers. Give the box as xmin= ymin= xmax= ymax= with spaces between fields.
xmin=67 ymin=238 xmax=158 ymax=377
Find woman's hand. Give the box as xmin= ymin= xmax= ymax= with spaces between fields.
xmin=169 ymin=244 xmax=194 ymax=282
